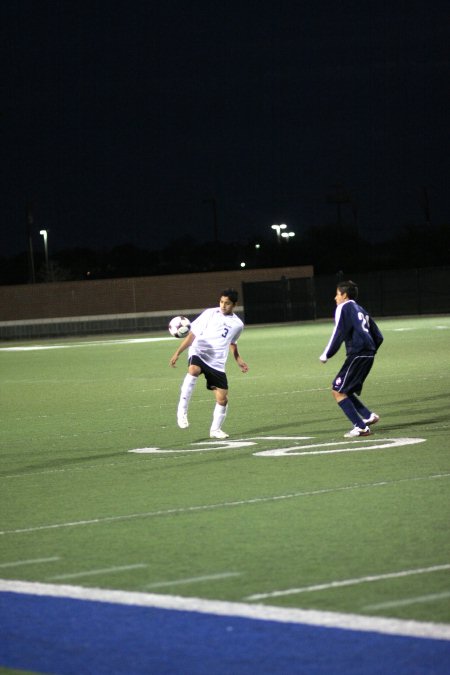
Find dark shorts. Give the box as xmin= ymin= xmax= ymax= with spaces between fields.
xmin=189 ymin=355 xmax=228 ymax=391
xmin=332 ymin=354 xmax=375 ymax=395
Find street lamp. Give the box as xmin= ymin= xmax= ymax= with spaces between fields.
xmin=271 ymin=223 xmax=287 ymax=243
xmin=281 ymin=231 xmax=296 ymax=240
xmin=39 ymin=229 xmax=49 ymax=279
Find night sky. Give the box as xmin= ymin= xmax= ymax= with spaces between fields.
xmin=2 ymin=0 xmax=449 ymax=257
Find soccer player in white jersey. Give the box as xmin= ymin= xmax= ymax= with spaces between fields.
xmin=319 ymin=280 xmax=383 ymax=438
xmin=169 ymin=289 xmax=249 ymax=438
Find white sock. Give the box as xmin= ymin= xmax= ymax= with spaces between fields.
xmin=178 ymin=374 xmax=197 ymax=415
xmin=210 ymin=403 xmax=227 ymax=432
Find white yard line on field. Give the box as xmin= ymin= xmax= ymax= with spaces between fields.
xmin=0 ymin=557 xmax=60 ymax=568
xmin=145 ymin=572 xmax=242 ymax=589
xmin=0 ymin=337 xmax=173 ymax=351
xmin=245 ymin=564 xmax=450 ymax=601
xmin=48 ymin=564 xmax=148 ymax=581
xmin=0 ymin=579 xmax=449 ymax=641
xmin=1 ymin=472 xmax=449 ymax=537
xmin=365 ymin=591 xmax=450 ymax=611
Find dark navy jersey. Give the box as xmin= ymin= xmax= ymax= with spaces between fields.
xmin=321 ymin=300 xmax=384 ymax=359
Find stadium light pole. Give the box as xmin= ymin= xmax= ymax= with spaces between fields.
xmin=39 ymin=229 xmax=49 ymax=279
xmin=26 ymin=202 xmax=36 ymax=283
xmin=271 ymin=223 xmax=287 ymax=244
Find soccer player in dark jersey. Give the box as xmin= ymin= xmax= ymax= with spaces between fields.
xmin=319 ymin=280 xmax=384 ymax=437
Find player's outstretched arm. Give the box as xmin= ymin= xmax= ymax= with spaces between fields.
xmin=169 ymin=332 xmax=195 ymax=367
xmin=230 ymin=343 xmax=249 ymax=373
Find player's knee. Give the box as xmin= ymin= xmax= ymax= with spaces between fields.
xmin=332 ymin=390 xmax=346 ymax=402
xmin=216 ymin=392 xmax=228 ymax=406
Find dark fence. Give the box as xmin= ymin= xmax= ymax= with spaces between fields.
xmin=243 ymin=267 xmax=450 ymax=324
xmin=1 ymin=266 xmax=448 ymax=338
xmin=242 ymin=277 xmax=316 ymax=324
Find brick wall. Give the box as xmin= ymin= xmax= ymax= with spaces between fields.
xmin=0 ymin=266 xmax=313 ymax=321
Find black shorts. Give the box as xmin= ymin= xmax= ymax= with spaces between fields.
xmin=332 ymin=354 xmax=375 ymax=396
xmin=189 ymin=355 xmax=228 ymax=391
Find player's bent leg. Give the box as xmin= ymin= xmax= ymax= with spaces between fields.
xmin=332 ymin=391 xmax=347 ymax=402
xmin=333 ymin=390 xmax=370 ymax=436
xmin=210 ymin=389 xmax=229 ymax=438
xmin=347 ymin=394 xmax=380 ymax=426
xmin=349 ymin=393 xmax=370 ymax=418
xmin=177 ymin=371 xmax=200 ymax=429
xmin=331 ymin=356 xmax=375 ymax=436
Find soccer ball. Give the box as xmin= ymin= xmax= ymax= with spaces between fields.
xmin=168 ymin=315 xmax=191 ymax=339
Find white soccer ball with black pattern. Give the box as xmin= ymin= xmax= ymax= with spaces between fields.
xmin=168 ymin=315 xmax=191 ymax=339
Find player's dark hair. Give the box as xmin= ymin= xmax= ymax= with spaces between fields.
xmin=337 ymin=280 xmax=358 ymax=300
xmin=221 ymin=288 xmax=238 ymax=304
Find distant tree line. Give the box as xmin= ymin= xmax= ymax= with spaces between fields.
xmin=1 ymin=222 xmax=449 ymax=286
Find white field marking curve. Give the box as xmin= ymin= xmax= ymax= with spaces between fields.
xmin=1 ymin=472 xmax=449 ymax=537
xmin=0 ymin=579 xmax=449 ymax=641
xmin=130 ymin=440 xmax=259 ymax=453
xmin=245 ymin=564 xmax=450 ymax=601
xmin=4 ymin=432 xmax=389 ymax=479
xmin=253 ymin=437 xmax=427 ymax=456
xmin=129 ymin=435 xmax=426 ymax=456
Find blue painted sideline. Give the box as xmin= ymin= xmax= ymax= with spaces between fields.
xmin=1 ymin=592 xmax=450 ymax=674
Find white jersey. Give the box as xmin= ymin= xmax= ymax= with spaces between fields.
xmin=188 ymin=307 xmax=244 ymax=372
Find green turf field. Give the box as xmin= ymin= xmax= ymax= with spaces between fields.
xmin=1 ymin=316 xmax=449 ymax=625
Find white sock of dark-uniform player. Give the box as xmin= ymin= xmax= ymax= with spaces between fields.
xmin=211 ymin=403 xmax=228 ymax=432
xmin=178 ymin=374 xmax=197 ymax=416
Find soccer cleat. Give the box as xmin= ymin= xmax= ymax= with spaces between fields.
xmin=363 ymin=412 xmax=380 ymax=426
xmin=177 ymin=413 xmax=189 ymax=429
xmin=344 ymin=426 xmax=372 ymax=438
xmin=210 ymin=429 xmax=229 ymax=439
